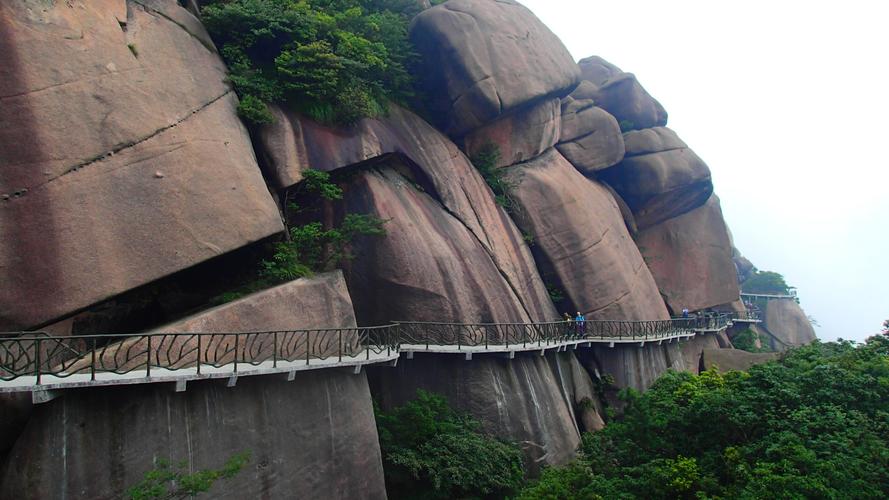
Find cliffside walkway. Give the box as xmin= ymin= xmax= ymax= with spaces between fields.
xmin=0 ymin=315 xmax=734 ymax=399
xmin=740 ymin=292 xmax=797 ymax=301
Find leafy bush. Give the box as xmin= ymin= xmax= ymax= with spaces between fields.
xmin=519 ymin=336 xmax=889 ymax=498
xmin=376 ymin=390 xmax=525 ymax=499
xmin=470 ymin=143 xmax=517 ymax=211
xmin=260 ymin=169 xmax=386 ymax=282
xmin=128 ymin=452 xmax=250 ymax=500
xmin=732 ymin=328 xmax=767 ymax=352
xmin=202 ymin=0 xmax=422 ymax=125
xmin=741 ymin=270 xmax=795 ymax=295
xmin=618 ymin=119 xmax=635 ymax=132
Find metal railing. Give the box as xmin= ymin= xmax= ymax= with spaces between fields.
xmin=730 ymin=309 xmax=762 ymax=322
xmin=0 ymin=315 xmax=733 ymax=389
xmin=0 ymin=326 xmax=399 ymax=385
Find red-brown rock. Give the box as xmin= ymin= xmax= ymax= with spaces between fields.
xmin=702 ymin=348 xmax=778 ymax=372
xmin=556 ymin=98 xmax=625 ymax=173
xmin=0 ymin=0 xmax=283 ymax=330
xmin=502 ymin=150 xmax=669 ymax=321
xmin=258 ymin=105 xmax=556 ymax=322
xmin=409 ymin=0 xmax=580 ymax=135
xmin=576 ymin=56 xmax=668 ymax=130
xmin=635 ymin=195 xmax=741 ymax=314
xmin=762 ymin=299 xmax=817 ymax=348
xmin=599 ymin=127 xmax=713 ymax=229
xmin=578 ymin=343 xmax=685 ymax=392
xmin=462 ymin=98 xmax=561 ymax=168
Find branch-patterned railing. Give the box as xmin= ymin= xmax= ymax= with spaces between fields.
xmin=0 ymin=326 xmax=399 ymax=384
xmin=0 ymin=315 xmax=733 ymax=388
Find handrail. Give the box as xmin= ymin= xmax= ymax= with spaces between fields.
xmin=0 ymin=316 xmax=734 ymax=390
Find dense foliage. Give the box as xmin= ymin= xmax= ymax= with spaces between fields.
xmin=741 ymin=270 xmax=795 ymax=295
xmin=376 ymin=390 xmax=525 ymax=500
xmin=731 ymin=328 xmax=768 ymax=353
xmin=202 ymin=0 xmax=423 ymax=125
xmin=519 ymin=336 xmax=889 ymax=499
xmin=128 ymin=452 xmax=250 ymax=500
xmin=261 ymin=169 xmax=386 ymax=281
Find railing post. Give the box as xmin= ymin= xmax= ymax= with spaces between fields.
xmin=273 ymin=331 xmax=278 ymax=368
xmin=35 ymin=338 xmax=41 ymax=385
xmin=146 ymin=335 xmax=151 ymax=378
xmin=307 ymin=331 xmax=312 ymax=366
xmin=91 ymin=338 xmax=97 ymax=381
xmin=339 ymin=329 xmax=343 ymax=362
xmin=234 ymin=335 xmax=239 ymax=373
xmin=197 ymin=335 xmax=202 ymax=375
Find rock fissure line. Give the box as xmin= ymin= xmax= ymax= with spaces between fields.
xmin=2 ymin=90 xmax=233 ymax=201
xmin=132 ymin=0 xmax=218 ymax=54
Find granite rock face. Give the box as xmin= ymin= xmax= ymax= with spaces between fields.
xmin=703 ymin=348 xmax=778 ymax=372
xmin=0 ymin=0 xmax=283 ymax=330
xmin=502 ymin=150 xmax=669 ymax=321
xmin=338 ymin=165 xmax=555 ymax=324
xmin=409 ymin=0 xmax=580 ymax=135
xmin=576 ymin=56 xmax=668 ymax=130
xmin=462 ymin=98 xmax=561 ymax=168
xmin=578 ymin=343 xmax=686 ymax=392
xmin=0 ymin=372 xmax=386 ymax=500
xmin=0 ymin=269 xmax=387 ymax=500
xmin=369 ymin=351 xmax=600 ymax=476
xmin=599 ymin=127 xmax=713 ymax=229
xmin=636 ymin=195 xmax=741 ymax=314
xmin=258 ymin=105 xmax=556 ymax=323
xmin=556 ymin=97 xmax=625 ymax=174
xmin=762 ymin=299 xmax=817 ymax=349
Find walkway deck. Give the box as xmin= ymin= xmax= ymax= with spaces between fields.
xmin=1 ymin=315 xmax=735 ymax=399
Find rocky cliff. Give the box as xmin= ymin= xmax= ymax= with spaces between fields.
xmin=0 ymin=0 xmax=813 ymax=497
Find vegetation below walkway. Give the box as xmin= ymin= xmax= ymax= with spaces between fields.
xmin=520 ymin=336 xmax=889 ymax=499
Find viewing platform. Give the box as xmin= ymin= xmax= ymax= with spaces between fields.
xmin=1 ymin=315 xmax=733 ymax=400
xmin=740 ymin=292 xmax=797 ymax=301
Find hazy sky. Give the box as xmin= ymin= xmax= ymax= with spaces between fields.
xmin=521 ymin=0 xmax=888 ymax=342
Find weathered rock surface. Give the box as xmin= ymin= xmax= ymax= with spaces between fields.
xmin=0 ymin=270 xmax=387 ymax=499
xmin=680 ymin=333 xmax=725 ymax=373
xmin=502 ymin=150 xmax=669 ymax=321
xmin=462 ymin=98 xmax=561 ymax=168
xmin=762 ymin=299 xmax=817 ymax=349
xmin=64 ymin=272 xmax=358 ymax=373
xmin=339 ymin=165 xmax=555 ymax=324
xmin=369 ymin=351 xmax=600 ymax=475
xmin=0 ymin=393 xmax=31 ymax=456
xmin=258 ymin=105 xmax=556 ymax=322
xmin=636 ymin=195 xmax=741 ymax=314
xmin=575 ymin=56 xmax=668 ymax=130
xmin=599 ymin=127 xmax=713 ymax=229
xmin=0 ymin=371 xmax=386 ymax=500
xmin=702 ymin=348 xmax=778 ymax=372
xmin=733 ymin=247 xmax=756 ymax=283
xmin=409 ymin=0 xmax=580 ymax=135
xmin=556 ymin=98 xmax=625 ymax=173
xmin=0 ymin=0 xmax=283 ymax=330
xmin=578 ymin=343 xmax=685 ymax=392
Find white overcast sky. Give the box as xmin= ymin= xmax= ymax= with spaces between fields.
xmin=521 ymin=0 xmax=888 ymax=342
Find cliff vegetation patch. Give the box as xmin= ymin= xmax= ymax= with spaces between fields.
xmin=202 ymin=0 xmax=423 ymax=125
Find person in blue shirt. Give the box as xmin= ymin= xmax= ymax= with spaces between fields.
xmin=575 ymin=311 xmax=586 ymax=337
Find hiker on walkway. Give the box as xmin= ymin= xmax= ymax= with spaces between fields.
xmin=681 ymin=308 xmax=689 ymax=318
xmin=575 ymin=311 xmax=586 ymax=337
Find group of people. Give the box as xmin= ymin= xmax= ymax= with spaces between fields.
xmin=562 ymin=312 xmax=587 ymax=336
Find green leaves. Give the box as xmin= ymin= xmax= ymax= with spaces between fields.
xmin=376 ymin=390 xmax=525 ymax=500
xmin=127 ymin=452 xmax=250 ymax=500
xmin=741 ymin=270 xmax=795 ymax=295
xmin=202 ymin=0 xmax=420 ymax=125
xmin=521 ymin=336 xmax=889 ymax=498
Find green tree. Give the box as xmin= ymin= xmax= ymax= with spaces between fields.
xmin=376 ymin=390 xmax=525 ymax=499
xmin=202 ymin=0 xmax=423 ymax=125
xmin=741 ymin=270 xmax=795 ymax=295
xmin=519 ymin=336 xmax=889 ymax=498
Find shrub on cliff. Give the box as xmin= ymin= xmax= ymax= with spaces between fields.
xmin=519 ymin=336 xmax=889 ymax=498
xmin=741 ymin=270 xmax=795 ymax=295
xmin=202 ymin=0 xmax=421 ymax=125
xmin=376 ymin=390 xmax=525 ymax=499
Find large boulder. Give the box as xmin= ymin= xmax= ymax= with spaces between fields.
xmin=576 ymin=56 xmax=668 ymax=130
xmin=369 ymin=350 xmax=600 ymax=476
xmin=502 ymin=150 xmax=669 ymax=321
xmin=258 ymin=105 xmax=556 ymax=323
xmin=0 ymin=269 xmax=387 ymax=499
xmin=762 ymin=299 xmax=817 ymax=348
xmin=1 ymin=371 xmax=386 ymax=500
xmin=679 ymin=333 xmax=729 ymax=373
xmin=636 ymin=195 xmax=741 ymax=314
xmin=555 ymin=97 xmax=625 ymax=174
xmin=338 ymin=164 xmax=555 ymax=324
xmin=599 ymin=127 xmax=713 ymax=229
xmin=462 ymin=98 xmax=561 ymax=168
xmin=409 ymin=0 xmax=580 ymax=135
xmin=0 ymin=0 xmax=283 ymax=330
